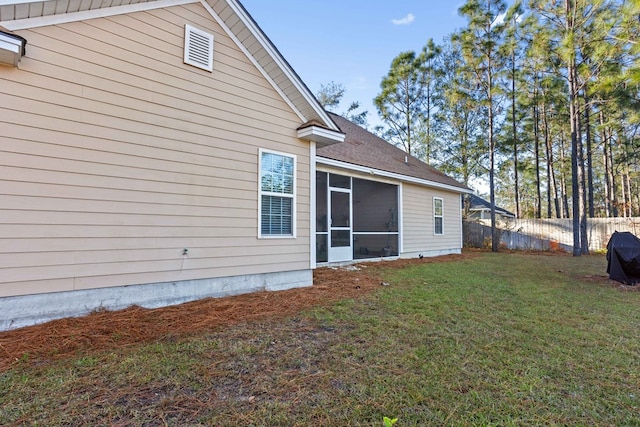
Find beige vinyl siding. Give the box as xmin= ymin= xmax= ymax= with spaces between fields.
xmin=402 ymin=183 xmax=462 ymax=253
xmin=0 ymin=3 xmax=311 ymax=297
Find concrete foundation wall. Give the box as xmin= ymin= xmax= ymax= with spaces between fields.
xmin=0 ymin=269 xmax=312 ymax=331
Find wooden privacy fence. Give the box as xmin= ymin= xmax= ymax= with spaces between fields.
xmin=463 ymin=217 xmax=640 ymax=252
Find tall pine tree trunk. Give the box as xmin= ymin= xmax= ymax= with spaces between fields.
xmin=560 ymin=132 xmax=570 ymax=219
xmin=567 ymin=0 xmax=583 ymax=256
xmin=600 ymin=111 xmax=611 ymax=217
xmin=624 ymin=138 xmax=634 ymax=217
xmin=570 ymin=91 xmax=582 ymax=256
xmin=512 ymin=55 xmax=520 ymax=218
xmin=584 ymin=95 xmax=594 ymax=218
xmin=626 ymin=171 xmax=632 ymax=217
xmin=578 ymin=111 xmax=588 ymax=254
xmin=609 ymin=130 xmax=618 ymax=217
xmin=489 ymin=85 xmax=498 ymax=252
xmin=621 ymin=170 xmax=628 ymax=217
xmin=426 ymin=84 xmax=431 ymax=165
xmin=543 ymin=103 xmax=560 ymax=218
xmin=534 ymin=104 xmax=542 ymax=219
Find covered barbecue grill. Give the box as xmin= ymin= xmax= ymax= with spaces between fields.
xmin=606 ymin=231 xmax=640 ymax=285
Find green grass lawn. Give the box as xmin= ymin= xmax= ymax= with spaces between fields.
xmin=2 ymin=252 xmax=639 ymax=426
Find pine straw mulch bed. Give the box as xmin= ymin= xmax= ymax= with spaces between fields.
xmin=0 ymin=255 xmax=470 ymax=373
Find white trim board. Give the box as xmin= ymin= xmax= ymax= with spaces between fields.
xmin=223 ymin=0 xmax=339 ymax=132
xmin=316 ymin=157 xmax=473 ymax=195
xmin=195 ymin=0 xmax=307 ymax=123
xmin=1 ymin=0 xmax=197 ymax=29
xmin=309 ymin=141 xmax=317 ymax=269
xmin=0 ymin=0 xmax=44 ymax=5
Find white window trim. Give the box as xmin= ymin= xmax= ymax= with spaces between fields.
xmin=434 ymin=197 xmax=444 ymax=236
xmin=258 ymin=148 xmax=297 ymax=239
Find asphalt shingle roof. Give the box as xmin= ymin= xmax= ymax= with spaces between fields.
xmin=468 ymin=194 xmax=515 ymax=217
xmin=317 ymin=113 xmax=469 ymax=192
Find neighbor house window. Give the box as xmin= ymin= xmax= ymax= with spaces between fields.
xmin=259 ymin=149 xmax=296 ymax=237
xmin=434 ymin=197 xmax=443 ymax=235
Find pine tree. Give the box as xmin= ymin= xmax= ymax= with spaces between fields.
xmin=458 ymin=0 xmax=508 ymax=252
xmin=434 ymin=38 xmax=486 ymax=186
xmin=374 ymin=51 xmax=427 ymax=156
xmin=419 ymin=39 xmax=444 ymax=165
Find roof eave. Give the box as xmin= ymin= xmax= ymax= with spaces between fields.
xmin=223 ymin=0 xmax=340 ymax=132
xmin=297 ymin=125 xmax=345 ymax=148
xmin=0 ymin=29 xmax=26 ymax=66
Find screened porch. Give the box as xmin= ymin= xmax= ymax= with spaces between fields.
xmin=316 ymin=172 xmax=399 ymax=263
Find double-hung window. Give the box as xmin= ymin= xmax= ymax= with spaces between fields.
xmin=259 ymin=149 xmax=296 ymax=237
xmin=434 ymin=197 xmax=444 ymax=235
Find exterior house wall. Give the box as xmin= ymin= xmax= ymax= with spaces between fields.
xmin=401 ymin=183 xmax=462 ymax=257
xmin=0 ymin=3 xmax=311 ymax=327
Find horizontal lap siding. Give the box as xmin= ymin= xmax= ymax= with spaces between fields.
xmin=402 ymin=184 xmax=462 ymax=253
xmin=0 ymin=3 xmax=311 ymax=297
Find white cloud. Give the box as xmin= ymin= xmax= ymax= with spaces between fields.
xmin=493 ymin=12 xmax=506 ymax=26
xmin=391 ymin=13 xmax=415 ymax=26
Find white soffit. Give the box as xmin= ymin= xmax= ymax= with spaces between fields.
xmin=297 ymin=125 xmax=345 ymax=147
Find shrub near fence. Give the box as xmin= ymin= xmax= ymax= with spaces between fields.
xmin=463 ymin=217 xmax=640 ymax=252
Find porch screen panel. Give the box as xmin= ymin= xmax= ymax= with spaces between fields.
xmin=316 ymin=172 xmax=328 ymax=232
xmin=331 ymin=191 xmax=350 ymax=228
xmin=316 ymin=172 xmax=328 ymax=262
xmin=352 ymin=178 xmax=398 ymax=258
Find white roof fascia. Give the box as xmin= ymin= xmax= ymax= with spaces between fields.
xmin=297 ymin=125 xmax=345 ymax=146
xmin=0 ymin=0 xmax=39 ymax=5
xmin=0 ymin=31 xmax=23 ymax=65
xmin=317 ymin=156 xmax=473 ymax=194
xmin=224 ymin=0 xmax=340 ymax=132
xmin=1 ymin=0 xmax=196 ymax=30
xmin=197 ymin=0 xmax=307 ymax=123
xmin=0 ymin=32 xmax=21 ymax=51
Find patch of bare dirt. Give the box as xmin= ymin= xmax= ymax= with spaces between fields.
xmin=577 ymin=273 xmax=640 ymax=292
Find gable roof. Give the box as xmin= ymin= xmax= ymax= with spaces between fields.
xmin=318 ymin=113 xmax=470 ymax=193
xmin=0 ymin=0 xmax=344 ymax=145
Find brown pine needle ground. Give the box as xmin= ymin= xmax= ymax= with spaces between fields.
xmin=0 ymin=254 xmax=469 ymax=372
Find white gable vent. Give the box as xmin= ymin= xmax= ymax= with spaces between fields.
xmin=184 ymin=24 xmax=214 ymax=72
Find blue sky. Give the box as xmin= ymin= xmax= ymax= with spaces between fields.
xmin=240 ymin=1 xmax=468 ymax=126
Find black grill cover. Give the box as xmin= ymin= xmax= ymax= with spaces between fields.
xmin=606 ymin=231 xmax=640 ymax=285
